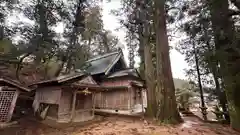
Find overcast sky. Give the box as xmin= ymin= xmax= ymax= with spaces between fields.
xmin=101 ymin=0 xmax=188 ymax=79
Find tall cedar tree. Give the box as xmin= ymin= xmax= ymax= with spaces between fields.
xmin=154 ymin=0 xmax=182 ymax=123
xmin=177 ymin=0 xmax=230 ymax=122
xmin=137 ymin=0 xmax=157 ymax=117
xmin=208 ymin=0 xmax=240 ymax=130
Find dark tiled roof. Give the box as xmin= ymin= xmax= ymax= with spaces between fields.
xmin=80 ymin=51 xmax=125 ymax=75
xmin=107 ymin=69 xmax=140 ymax=79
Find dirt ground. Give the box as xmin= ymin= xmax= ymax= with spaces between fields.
xmin=0 ymin=116 xmax=239 ymax=135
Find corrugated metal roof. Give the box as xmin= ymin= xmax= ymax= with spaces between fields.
xmin=81 ymin=51 xmax=124 ymax=75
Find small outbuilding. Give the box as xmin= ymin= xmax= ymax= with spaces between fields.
xmin=0 ymin=77 xmax=31 ymax=123
xmin=30 ymin=72 xmax=100 ymax=123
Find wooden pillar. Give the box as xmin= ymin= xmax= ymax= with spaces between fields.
xmin=141 ymin=89 xmax=145 ymax=116
xmin=71 ymin=90 xmax=77 ymax=121
xmin=128 ymin=86 xmax=131 ymax=110
xmin=92 ymin=93 xmax=96 ymax=116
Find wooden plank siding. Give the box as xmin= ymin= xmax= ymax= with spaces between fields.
xmin=96 ymin=77 xmax=132 ymax=110
xmin=58 ymin=89 xmax=73 ymax=121
xmin=34 ymin=86 xmax=62 ymax=105
xmin=32 ymin=75 xmax=98 ymax=123
xmin=95 ymin=89 xmax=130 ymax=110
xmin=72 ymin=93 xmax=94 ymax=122
xmin=101 ymin=79 xmax=130 ymax=86
xmin=58 ymin=91 xmax=94 ymax=123
xmin=96 ymin=78 xmax=144 ymax=112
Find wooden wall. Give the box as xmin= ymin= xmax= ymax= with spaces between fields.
xmin=74 ymin=93 xmax=94 ymax=122
xmin=131 ymin=87 xmax=141 ymax=105
xmin=58 ymin=90 xmax=72 ymax=116
xmin=34 ymin=86 xmax=71 ymax=121
xmin=95 ymin=89 xmax=130 ymax=110
xmin=76 ymin=94 xmax=92 ymax=110
xmin=101 ymin=79 xmax=130 ymax=86
xmin=57 ymin=91 xmax=94 ymax=122
xmin=35 ymin=86 xmax=95 ymax=123
xmin=74 ymin=111 xmax=93 ymax=122
xmin=96 ymin=78 xmax=143 ymax=111
xmin=34 ymin=86 xmax=62 ymax=105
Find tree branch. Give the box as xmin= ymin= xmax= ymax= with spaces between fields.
xmin=15 ymin=53 xmax=31 ymax=80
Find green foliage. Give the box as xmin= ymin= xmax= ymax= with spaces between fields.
xmin=175 ymin=0 xmax=240 ymax=127
xmin=0 ymin=40 xmax=15 ymax=55
xmin=0 ymin=39 xmax=21 ymax=63
xmin=0 ymin=0 xmax=121 ymax=78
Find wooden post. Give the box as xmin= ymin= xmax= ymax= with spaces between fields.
xmin=71 ymin=90 xmax=77 ymax=121
xmin=128 ymin=86 xmax=132 ymax=111
xmin=92 ymin=93 xmax=96 ymax=116
xmin=141 ymin=89 xmax=145 ymax=116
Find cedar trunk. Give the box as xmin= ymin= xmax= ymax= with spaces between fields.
xmin=142 ymin=23 xmax=157 ymax=117
xmin=138 ymin=0 xmax=157 ymax=117
xmin=154 ymin=0 xmax=181 ymax=123
xmin=138 ymin=25 xmax=145 ymax=79
xmin=193 ymin=41 xmax=207 ymax=120
xmin=204 ymin=27 xmax=229 ymax=122
xmin=144 ymin=43 xmax=157 ymax=117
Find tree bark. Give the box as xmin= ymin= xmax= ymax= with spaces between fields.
xmin=102 ymin=32 xmax=111 ymax=53
xmin=203 ymin=26 xmax=229 ymax=122
xmin=144 ymin=42 xmax=157 ymax=117
xmin=138 ymin=25 xmax=145 ymax=79
xmin=208 ymin=0 xmax=240 ymax=130
xmin=0 ymin=11 xmax=3 ymax=40
xmin=0 ymin=24 xmax=3 ymax=40
xmin=212 ymin=72 xmax=230 ymax=122
xmin=154 ymin=0 xmax=181 ymax=123
xmin=138 ymin=0 xmax=157 ymax=117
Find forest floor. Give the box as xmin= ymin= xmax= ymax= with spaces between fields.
xmin=0 ymin=115 xmax=239 ymax=135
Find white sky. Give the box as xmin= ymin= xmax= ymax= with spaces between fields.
xmin=101 ymin=0 xmax=188 ymax=79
